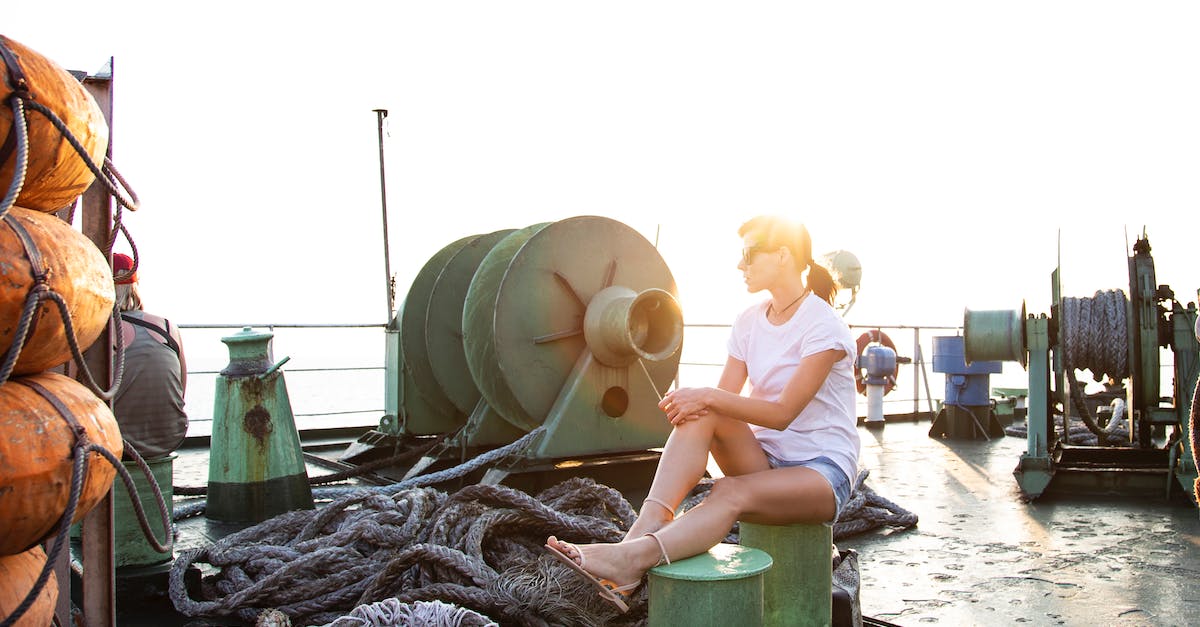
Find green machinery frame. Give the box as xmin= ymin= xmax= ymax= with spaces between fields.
xmin=965 ymin=232 xmax=1198 ymax=501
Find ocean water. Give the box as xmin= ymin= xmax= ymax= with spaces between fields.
xmin=175 ymin=322 xmax=1040 ymax=438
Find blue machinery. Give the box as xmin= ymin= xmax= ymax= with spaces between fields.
xmin=963 ymin=232 xmax=1198 ymax=501
xmin=929 ymin=335 xmax=1005 ymax=439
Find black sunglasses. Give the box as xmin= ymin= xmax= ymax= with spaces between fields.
xmin=741 ymin=245 xmax=776 ymax=265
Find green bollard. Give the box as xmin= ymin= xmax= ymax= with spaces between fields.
xmin=739 ymin=522 xmax=833 ymax=627
xmin=207 ymin=327 xmax=313 ymax=523
xmin=648 ymin=543 xmax=773 ymax=627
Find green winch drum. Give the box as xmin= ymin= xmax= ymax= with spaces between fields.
xmin=401 ymin=234 xmax=479 ymax=421
xmin=461 ymin=216 xmax=682 ymax=433
xmin=425 ymin=229 xmax=517 ymax=415
xmin=963 ymin=304 xmax=1027 ymax=367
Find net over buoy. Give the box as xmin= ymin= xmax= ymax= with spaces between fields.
xmin=0 ymin=34 xmax=109 ymax=213
xmin=0 ymin=206 xmax=114 ymax=375
xmin=0 ymin=372 xmax=123 ymax=555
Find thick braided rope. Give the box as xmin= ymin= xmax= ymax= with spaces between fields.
xmin=169 ymin=477 xmax=628 ymax=626
xmin=0 ymin=96 xmax=29 ymax=219
xmin=1061 ymin=289 xmax=1130 ymax=383
xmin=319 ymin=598 xmax=498 ymax=627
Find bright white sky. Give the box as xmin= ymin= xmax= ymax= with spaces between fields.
xmin=9 ymin=3 xmax=1200 ymax=331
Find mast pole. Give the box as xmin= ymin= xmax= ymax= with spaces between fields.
xmin=374 ymin=108 xmax=394 ymax=321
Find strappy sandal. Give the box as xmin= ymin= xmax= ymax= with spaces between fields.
xmin=645 ymin=531 xmax=671 ymax=566
xmin=544 ymin=534 xmax=673 ymax=613
xmin=545 ymin=540 xmax=640 ymax=612
xmin=642 ymin=496 xmax=676 ymax=521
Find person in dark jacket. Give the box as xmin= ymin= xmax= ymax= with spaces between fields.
xmin=112 ymin=253 xmax=188 ymax=459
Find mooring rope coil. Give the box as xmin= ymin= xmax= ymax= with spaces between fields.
xmin=170 ymin=478 xmax=633 ymax=626
xmin=1058 ymin=289 xmax=1133 ymax=443
xmin=1061 ymin=289 xmax=1130 ymax=383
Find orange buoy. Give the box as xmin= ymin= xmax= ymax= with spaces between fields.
xmin=0 ymin=206 xmax=114 ymax=375
xmin=0 ymin=372 xmax=123 ymax=555
xmin=0 ymin=34 xmax=108 ymax=213
xmin=0 ymin=545 xmax=58 ymax=627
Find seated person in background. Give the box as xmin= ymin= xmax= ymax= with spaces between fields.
xmin=112 ymin=253 xmax=188 ymax=460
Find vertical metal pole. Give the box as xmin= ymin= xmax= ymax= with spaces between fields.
xmin=374 ymin=109 xmax=394 ymax=321
xmin=913 ymin=327 xmax=920 ymax=419
xmin=80 ymin=58 xmax=116 ymax=627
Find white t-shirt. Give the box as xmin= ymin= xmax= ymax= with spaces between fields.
xmin=726 ymin=296 xmax=860 ymax=483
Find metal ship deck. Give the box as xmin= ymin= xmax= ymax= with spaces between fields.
xmin=88 ymin=417 xmax=1199 ymax=626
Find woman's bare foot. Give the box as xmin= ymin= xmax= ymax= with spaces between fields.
xmin=545 ymin=535 xmax=659 ymax=588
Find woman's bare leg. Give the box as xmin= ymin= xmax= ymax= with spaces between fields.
xmin=548 ymin=464 xmax=835 ymax=588
xmin=624 ymin=412 xmax=769 ymax=540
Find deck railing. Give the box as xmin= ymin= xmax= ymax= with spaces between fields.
xmin=172 ymin=321 xmax=1041 ymax=437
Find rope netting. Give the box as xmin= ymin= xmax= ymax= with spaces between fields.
xmin=169 ymin=465 xmax=916 ymax=627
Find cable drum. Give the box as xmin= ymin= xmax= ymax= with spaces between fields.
xmin=1060 ymin=289 xmax=1130 ymax=383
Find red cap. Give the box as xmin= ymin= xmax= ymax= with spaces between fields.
xmin=113 ymin=253 xmax=138 ymax=284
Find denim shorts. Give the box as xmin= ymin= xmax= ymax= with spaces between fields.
xmin=764 ymin=453 xmax=852 ymax=525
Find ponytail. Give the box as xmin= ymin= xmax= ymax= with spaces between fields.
xmin=805 ymin=260 xmax=838 ymax=305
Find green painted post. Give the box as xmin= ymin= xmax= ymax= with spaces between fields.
xmin=1015 ymin=316 xmax=1053 ymax=498
xmin=648 ymin=543 xmax=772 ymax=627
xmin=739 ymin=522 xmax=832 ymax=627
xmin=207 ymin=327 xmax=313 ymax=523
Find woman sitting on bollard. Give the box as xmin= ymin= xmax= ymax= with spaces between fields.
xmin=547 ymin=215 xmax=860 ymax=612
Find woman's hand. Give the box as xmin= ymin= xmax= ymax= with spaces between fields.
xmin=659 ymin=387 xmax=711 ymax=425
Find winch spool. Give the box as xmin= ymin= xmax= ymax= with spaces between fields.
xmin=389 ymin=215 xmax=683 ymax=461
xmin=400 ymin=233 xmax=482 ymax=423
xmin=462 ymin=216 xmax=681 ymax=435
xmin=963 ymin=305 xmax=1027 ymax=366
xmin=0 ymin=34 xmax=109 ymax=213
xmin=1059 ymin=289 xmax=1130 ymax=383
xmin=426 ymin=229 xmax=516 ymax=415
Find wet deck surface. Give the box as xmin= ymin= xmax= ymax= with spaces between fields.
xmin=839 ymin=420 xmax=1200 ymax=626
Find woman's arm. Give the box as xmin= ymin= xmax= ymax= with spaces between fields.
xmin=660 ymin=348 xmax=844 ymax=430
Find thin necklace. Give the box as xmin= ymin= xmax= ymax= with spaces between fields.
xmin=768 ymin=290 xmax=808 ymax=317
